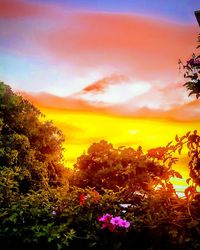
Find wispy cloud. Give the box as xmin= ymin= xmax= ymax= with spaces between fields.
xmin=39 ymin=11 xmax=197 ymax=80
xmin=75 ymin=75 xmax=151 ymax=104
xmin=20 ymin=89 xmax=200 ymax=122
xmin=0 ymin=0 xmax=199 ymax=115
xmin=82 ymin=75 xmax=127 ymax=93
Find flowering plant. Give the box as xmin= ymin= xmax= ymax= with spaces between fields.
xmin=179 ymin=34 xmax=200 ymax=99
xmin=79 ymin=190 xmax=100 ymax=206
xmin=98 ymin=214 xmax=130 ymax=232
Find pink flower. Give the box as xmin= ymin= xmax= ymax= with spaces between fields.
xmin=98 ymin=214 xmax=130 ymax=232
xmin=119 ymin=220 xmax=130 ymax=228
xmin=98 ymin=213 xmax=112 ymax=222
xmin=194 ymin=59 xmax=200 ymax=66
xmin=187 ymin=58 xmax=200 ymax=67
xmin=110 ymin=216 xmax=123 ymax=226
xmin=187 ymin=58 xmax=195 ymax=65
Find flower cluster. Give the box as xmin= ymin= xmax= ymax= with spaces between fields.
xmin=98 ymin=214 xmax=130 ymax=232
xmin=79 ymin=190 xmax=100 ymax=206
xmin=187 ymin=58 xmax=200 ymax=67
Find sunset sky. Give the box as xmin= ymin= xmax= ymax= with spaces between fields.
xmin=1 ymin=0 xmax=200 ymax=192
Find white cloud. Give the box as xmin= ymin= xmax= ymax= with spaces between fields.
xmin=77 ymin=80 xmax=151 ymax=104
xmin=0 ymin=53 xmax=117 ymax=97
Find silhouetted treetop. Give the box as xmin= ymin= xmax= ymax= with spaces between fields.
xmin=72 ymin=140 xmax=179 ymax=193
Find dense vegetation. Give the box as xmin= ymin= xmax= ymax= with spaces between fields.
xmin=0 ymin=82 xmax=68 ymax=201
xmin=0 ymin=34 xmax=200 ymax=250
xmin=0 ymin=81 xmax=200 ymax=250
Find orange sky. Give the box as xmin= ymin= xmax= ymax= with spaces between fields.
xmin=1 ymin=0 xmax=200 ymax=195
xmin=21 ymin=92 xmax=200 ymax=195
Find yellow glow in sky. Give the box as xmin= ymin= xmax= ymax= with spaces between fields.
xmin=40 ymin=106 xmax=200 ymax=192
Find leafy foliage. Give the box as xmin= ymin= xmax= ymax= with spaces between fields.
xmin=173 ymin=130 xmax=200 ymax=199
xmin=1 ymin=83 xmax=200 ymax=249
xmin=72 ymin=140 xmax=178 ymax=194
xmin=1 ymin=185 xmax=200 ymax=250
xmin=179 ymin=34 xmax=200 ymax=98
xmin=0 ymin=82 xmax=68 ymax=204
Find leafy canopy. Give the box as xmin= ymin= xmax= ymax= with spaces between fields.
xmin=72 ymin=139 xmax=180 ymax=194
xmin=0 ymin=82 xmax=67 ymax=204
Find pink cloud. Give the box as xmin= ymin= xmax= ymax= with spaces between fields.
xmin=123 ymin=81 xmax=186 ymax=110
xmin=39 ymin=12 xmax=198 ymax=81
xmin=75 ymin=75 xmax=150 ymax=105
xmin=0 ymin=0 xmax=52 ymax=19
xmin=1 ymin=0 xmax=199 ymax=116
xmin=83 ymin=74 xmax=128 ymax=93
xmin=165 ymin=100 xmax=200 ymax=121
xmin=20 ymin=90 xmax=200 ymax=122
xmin=20 ymin=91 xmax=94 ymax=111
xmin=1 ymin=1 xmax=198 ymax=84
xmin=2 ymin=1 xmax=196 ymax=79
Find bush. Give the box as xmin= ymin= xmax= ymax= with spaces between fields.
xmin=1 ymin=83 xmax=200 ymax=249
xmin=1 ymin=185 xmax=200 ymax=250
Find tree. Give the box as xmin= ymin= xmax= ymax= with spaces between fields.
xmin=0 ymin=82 xmax=67 ymax=202
xmin=172 ymin=131 xmax=200 ymax=198
xmin=179 ymin=34 xmax=200 ymax=98
xmin=72 ymin=140 xmax=179 ymax=194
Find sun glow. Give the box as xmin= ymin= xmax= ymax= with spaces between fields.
xmin=37 ymin=105 xmax=200 ymax=193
